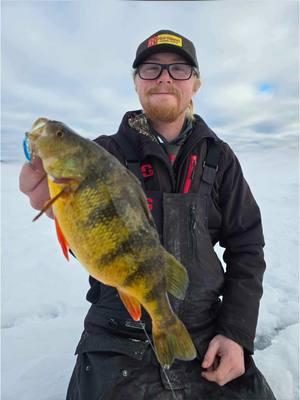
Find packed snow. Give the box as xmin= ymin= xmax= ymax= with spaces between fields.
xmin=2 ymin=143 xmax=299 ymax=400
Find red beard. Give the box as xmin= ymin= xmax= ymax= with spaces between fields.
xmin=142 ymin=85 xmax=184 ymax=123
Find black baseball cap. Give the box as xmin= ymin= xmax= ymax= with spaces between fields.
xmin=132 ymin=29 xmax=199 ymax=70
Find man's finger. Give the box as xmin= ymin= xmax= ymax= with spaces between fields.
xmin=29 ymin=181 xmax=51 ymax=211
xmin=29 ymin=156 xmax=45 ymax=172
xmin=19 ymin=163 xmax=46 ymax=194
xmin=202 ymin=355 xmax=243 ymax=386
xmin=201 ymin=339 xmax=219 ymax=369
xmin=201 ymin=369 xmax=233 ymax=386
xmin=201 ymin=356 xmax=232 ymax=386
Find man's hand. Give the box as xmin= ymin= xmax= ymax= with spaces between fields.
xmin=19 ymin=157 xmax=54 ymax=219
xmin=201 ymin=334 xmax=245 ymax=386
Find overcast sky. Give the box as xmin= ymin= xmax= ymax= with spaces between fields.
xmin=1 ymin=0 xmax=299 ymax=161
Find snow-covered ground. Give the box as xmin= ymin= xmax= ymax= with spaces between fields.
xmin=1 ymin=144 xmax=299 ymax=400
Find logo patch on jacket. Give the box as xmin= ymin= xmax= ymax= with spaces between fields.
xmin=141 ymin=163 xmax=154 ymax=178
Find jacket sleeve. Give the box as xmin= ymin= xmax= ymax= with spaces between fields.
xmin=215 ymin=143 xmax=266 ymax=354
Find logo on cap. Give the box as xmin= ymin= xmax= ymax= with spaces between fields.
xmin=147 ymin=34 xmax=183 ymax=48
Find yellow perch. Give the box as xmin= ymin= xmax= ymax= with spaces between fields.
xmin=28 ymin=118 xmax=197 ymax=368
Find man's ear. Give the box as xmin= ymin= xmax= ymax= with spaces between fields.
xmin=132 ymin=71 xmax=138 ymax=91
xmin=193 ymin=78 xmax=202 ymax=94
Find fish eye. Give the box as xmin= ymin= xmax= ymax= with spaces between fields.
xmin=56 ymin=130 xmax=64 ymax=138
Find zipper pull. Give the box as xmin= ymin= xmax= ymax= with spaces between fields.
xmin=189 ymin=205 xmax=197 ymax=230
xmin=189 ymin=204 xmax=197 ymax=256
xmin=183 ymin=155 xmax=198 ymax=193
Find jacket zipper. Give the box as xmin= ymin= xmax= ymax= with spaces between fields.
xmin=189 ymin=204 xmax=197 ymax=256
xmin=183 ymin=155 xmax=198 ymax=193
xmin=175 ymin=137 xmax=206 ymax=193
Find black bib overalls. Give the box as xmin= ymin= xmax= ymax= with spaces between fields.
xmin=66 ymin=136 xmax=276 ymax=400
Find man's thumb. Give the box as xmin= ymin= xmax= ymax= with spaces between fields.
xmin=30 ymin=156 xmax=44 ymax=172
xmin=202 ymin=340 xmax=219 ymax=368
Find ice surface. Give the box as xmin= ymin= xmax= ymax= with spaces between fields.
xmin=1 ymin=143 xmax=298 ymax=399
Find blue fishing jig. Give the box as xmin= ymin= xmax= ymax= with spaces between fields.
xmin=23 ymin=134 xmax=32 ymax=161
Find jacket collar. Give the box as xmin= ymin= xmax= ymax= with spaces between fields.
xmin=116 ymin=109 xmax=220 ymax=161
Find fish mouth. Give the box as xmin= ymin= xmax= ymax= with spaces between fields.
xmin=25 ymin=118 xmax=49 ymax=159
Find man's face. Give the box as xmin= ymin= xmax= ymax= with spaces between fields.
xmin=134 ymin=52 xmax=200 ymax=123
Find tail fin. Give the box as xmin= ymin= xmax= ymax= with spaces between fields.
xmin=152 ymin=317 xmax=197 ymax=368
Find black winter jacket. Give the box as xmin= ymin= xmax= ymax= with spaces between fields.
xmin=88 ymin=110 xmax=266 ymax=354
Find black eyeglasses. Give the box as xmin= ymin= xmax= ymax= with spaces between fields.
xmin=137 ymin=63 xmax=196 ymax=80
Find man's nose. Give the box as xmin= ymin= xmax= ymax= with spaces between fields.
xmin=157 ymin=67 xmax=173 ymax=83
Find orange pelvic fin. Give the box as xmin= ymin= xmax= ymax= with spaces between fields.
xmin=55 ymin=217 xmax=69 ymax=261
xmin=117 ymin=289 xmax=141 ymax=321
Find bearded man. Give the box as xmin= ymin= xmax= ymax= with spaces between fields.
xmin=19 ymin=30 xmax=276 ymax=400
